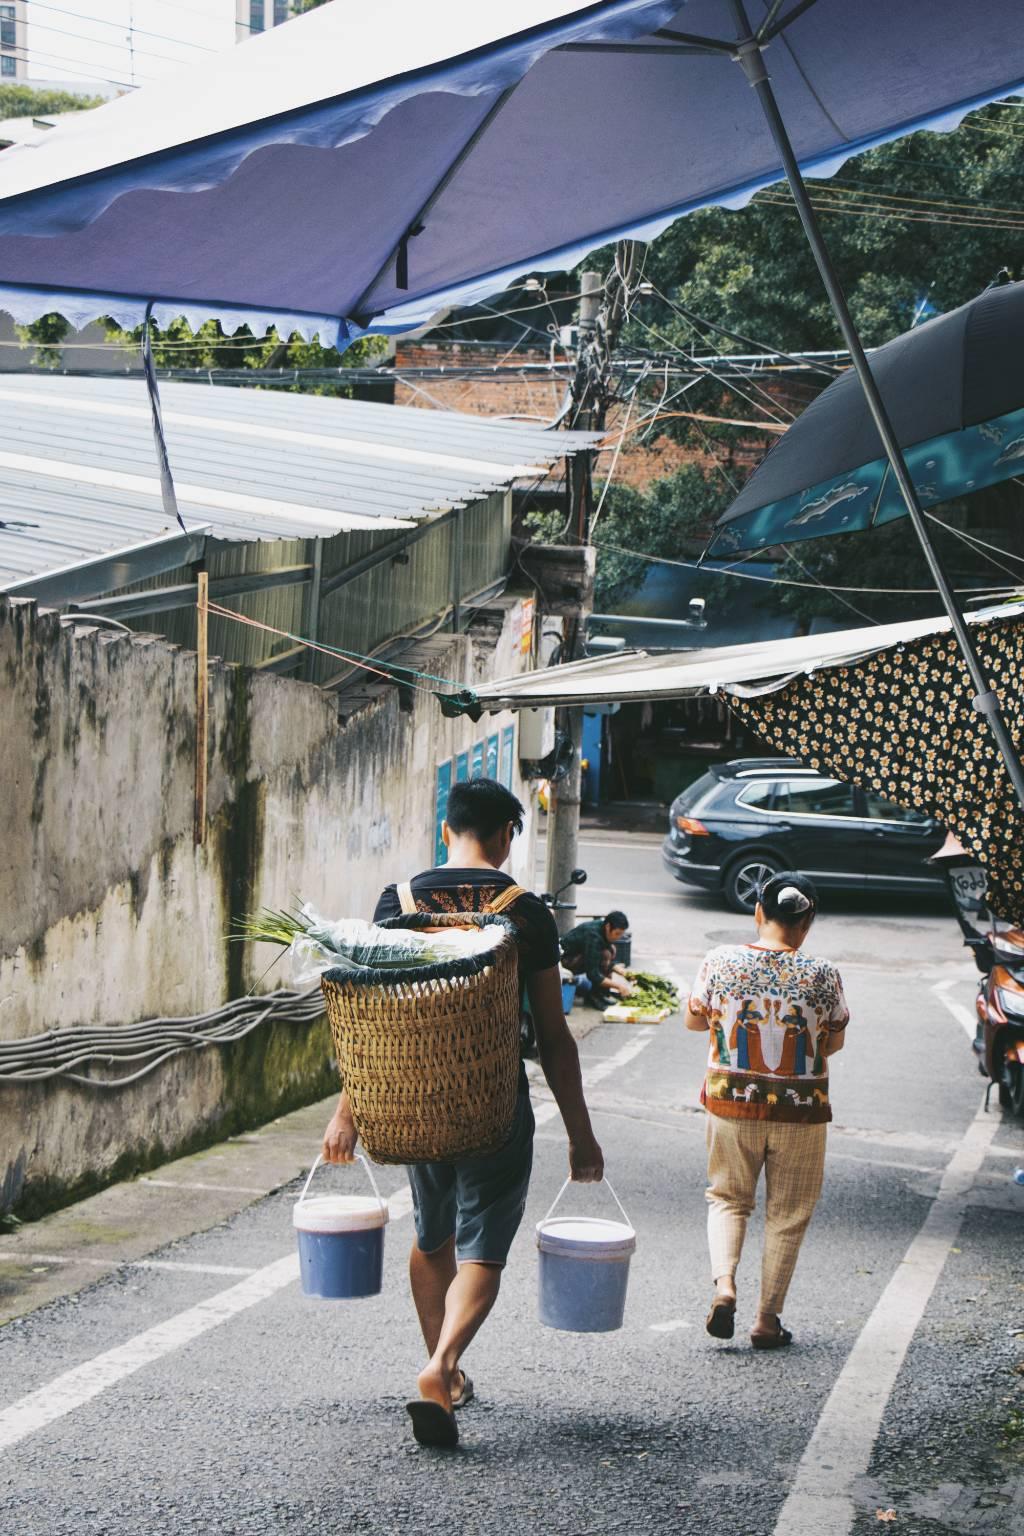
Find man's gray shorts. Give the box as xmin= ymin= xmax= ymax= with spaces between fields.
xmin=406 ymin=1093 xmax=535 ymax=1266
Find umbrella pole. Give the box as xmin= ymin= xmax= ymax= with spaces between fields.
xmin=734 ymin=33 xmax=1024 ymax=813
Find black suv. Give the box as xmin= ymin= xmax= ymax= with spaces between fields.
xmin=661 ymin=757 xmax=946 ymax=913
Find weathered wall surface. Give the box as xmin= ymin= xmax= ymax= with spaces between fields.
xmin=0 ymin=594 xmax=537 ymax=1215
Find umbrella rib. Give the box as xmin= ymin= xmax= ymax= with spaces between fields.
xmin=350 ymin=84 xmax=519 ymax=325
xmin=760 ymin=0 xmax=823 ymax=46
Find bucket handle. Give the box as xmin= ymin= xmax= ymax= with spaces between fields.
xmin=298 ymin=1152 xmax=387 ymax=1218
xmin=543 ymin=1175 xmax=632 ymax=1230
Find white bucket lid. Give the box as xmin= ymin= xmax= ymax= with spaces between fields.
xmin=293 ymin=1194 xmax=389 ymax=1234
xmin=536 ymin=1215 xmax=636 ymax=1257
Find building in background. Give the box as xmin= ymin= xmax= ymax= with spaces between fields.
xmin=0 ymin=0 xmax=27 ymax=82
xmin=236 ymin=0 xmax=296 ymax=42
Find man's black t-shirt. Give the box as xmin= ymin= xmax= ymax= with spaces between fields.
xmin=373 ymin=867 xmax=560 ymax=977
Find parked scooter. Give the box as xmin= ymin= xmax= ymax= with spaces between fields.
xmin=933 ymin=834 xmax=1024 ymax=1115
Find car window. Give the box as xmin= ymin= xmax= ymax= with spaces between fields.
xmin=773 ymin=778 xmax=856 ymax=817
xmin=675 ymin=771 xmax=716 ymax=814
xmin=736 ymin=782 xmax=776 ymax=811
xmin=864 ymin=793 xmax=931 ymax=825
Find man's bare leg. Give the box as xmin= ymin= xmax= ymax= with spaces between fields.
xmin=416 ymin=1262 xmax=502 ymax=1412
xmin=409 ymin=1237 xmax=456 ymax=1356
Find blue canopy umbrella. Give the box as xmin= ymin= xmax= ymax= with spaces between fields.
xmin=1 ymin=0 xmax=1023 ymax=797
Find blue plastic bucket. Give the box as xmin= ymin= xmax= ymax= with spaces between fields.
xmin=561 ymin=979 xmax=577 ymax=1013
xmin=293 ymin=1155 xmax=388 ymax=1300
xmin=536 ymin=1179 xmax=636 ymax=1333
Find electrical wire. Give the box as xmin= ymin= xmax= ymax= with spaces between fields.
xmin=23 ymin=16 xmax=208 ymax=70
xmin=590 ymin=363 xmax=649 ymax=535
xmin=24 ymin=1 xmax=219 ymax=52
xmin=0 ymin=990 xmax=324 ymax=1088
xmin=0 ymin=44 xmax=148 ymax=87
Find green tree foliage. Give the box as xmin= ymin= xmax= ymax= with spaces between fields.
xmin=566 ymin=105 xmax=1024 ymax=626
xmin=624 ymin=103 xmax=1024 ymax=355
xmin=97 ymin=316 xmax=385 ymax=395
xmin=0 ymin=84 xmax=103 ymax=118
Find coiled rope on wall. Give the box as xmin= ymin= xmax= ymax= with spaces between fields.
xmin=0 ymin=990 xmax=324 ymax=1090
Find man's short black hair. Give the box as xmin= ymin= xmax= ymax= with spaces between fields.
xmin=446 ymin=778 xmax=525 ymax=840
xmin=604 ymin=910 xmax=629 ymax=930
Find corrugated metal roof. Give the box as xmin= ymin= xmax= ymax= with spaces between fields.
xmin=0 ymin=375 xmax=598 ymax=589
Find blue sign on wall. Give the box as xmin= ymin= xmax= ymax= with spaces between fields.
xmin=455 ymin=751 xmax=469 ymax=783
xmin=434 ymin=760 xmax=452 ymax=865
xmin=471 ymin=741 xmax=484 ymax=779
xmin=500 ymin=725 xmax=514 ymax=788
xmin=485 ymin=733 xmax=499 ymax=780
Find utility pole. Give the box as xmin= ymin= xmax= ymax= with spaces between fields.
xmin=544 ymin=248 xmax=641 ymax=933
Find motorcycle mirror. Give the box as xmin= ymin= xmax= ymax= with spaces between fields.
xmin=570 ymin=868 xmax=588 ymax=885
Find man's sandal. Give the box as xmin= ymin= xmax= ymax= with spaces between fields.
xmin=705 ymin=1296 xmax=736 ymax=1339
xmin=406 ymin=1400 xmax=459 ymax=1448
xmin=750 ymin=1317 xmax=793 ymax=1350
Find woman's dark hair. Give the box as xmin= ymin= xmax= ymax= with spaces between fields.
xmin=604 ymin=910 xmax=629 ymax=930
xmin=758 ymin=870 xmax=818 ymax=924
xmin=446 ymin=778 xmax=525 ymax=840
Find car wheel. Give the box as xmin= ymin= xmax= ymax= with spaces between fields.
xmin=724 ymin=854 xmax=781 ymax=915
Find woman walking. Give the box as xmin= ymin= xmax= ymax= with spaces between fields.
xmin=685 ymin=871 xmax=849 ymax=1348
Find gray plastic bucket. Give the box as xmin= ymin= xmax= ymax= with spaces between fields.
xmin=293 ymin=1154 xmax=388 ymax=1300
xmin=536 ymin=1179 xmax=636 ymax=1333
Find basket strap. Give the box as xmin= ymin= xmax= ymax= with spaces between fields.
xmin=484 ymin=883 xmax=526 ymax=915
xmin=397 ymin=881 xmax=417 ymax=915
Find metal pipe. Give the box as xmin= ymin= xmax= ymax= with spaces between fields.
xmin=732 ymin=13 xmax=1024 ymax=813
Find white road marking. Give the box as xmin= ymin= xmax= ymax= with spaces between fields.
xmin=649 ymin=1318 xmax=692 ymax=1332
xmin=533 ymin=1030 xmax=657 ymax=1127
xmin=579 ymin=887 xmax=680 ymax=900
xmin=771 ymin=1097 xmax=1001 ymax=1536
xmin=0 ymin=1178 xmax=413 ymax=1454
xmin=576 ymin=839 xmax=664 ymax=851
xmin=0 ymin=1031 xmax=648 ymax=1452
xmin=0 ymin=1255 xmax=301 ymax=1453
xmin=138 ymin=1178 xmax=270 ymax=1195
xmin=931 ymin=971 xmax=979 ymax=1041
xmin=20 ymin=1254 xmax=256 ymax=1277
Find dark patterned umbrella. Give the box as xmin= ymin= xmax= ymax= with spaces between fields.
xmin=729 ymin=611 xmax=1024 ymax=923
xmin=711 ymin=280 xmax=1024 ymax=557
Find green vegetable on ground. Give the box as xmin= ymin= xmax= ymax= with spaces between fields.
xmin=624 ymin=971 xmax=681 ymax=1013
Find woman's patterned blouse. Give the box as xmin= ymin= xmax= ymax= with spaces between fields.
xmin=689 ymin=944 xmax=849 ymax=1124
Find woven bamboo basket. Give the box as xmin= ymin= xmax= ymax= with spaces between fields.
xmin=320 ymin=913 xmax=521 ymax=1164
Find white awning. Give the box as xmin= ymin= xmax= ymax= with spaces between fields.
xmin=464 ymin=602 xmax=1024 ymax=711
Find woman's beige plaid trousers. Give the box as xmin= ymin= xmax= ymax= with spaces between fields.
xmin=705 ymin=1114 xmax=827 ymax=1316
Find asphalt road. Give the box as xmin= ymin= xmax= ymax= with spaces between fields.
xmin=1 ymin=834 xmax=1023 ymax=1535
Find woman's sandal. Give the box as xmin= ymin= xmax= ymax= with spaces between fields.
xmin=705 ymin=1295 xmax=737 ymax=1339
xmin=451 ymin=1372 xmax=474 ymax=1410
xmin=750 ymin=1316 xmax=793 ymax=1350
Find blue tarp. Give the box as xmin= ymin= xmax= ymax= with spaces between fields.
xmin=0 ymin=1 xmax=1022 ymax=344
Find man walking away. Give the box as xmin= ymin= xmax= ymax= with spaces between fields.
xmin=321 ymin=778 xmax=604 ymax=1446
xmin=685 ymin=871 xmax=848 ymax=1349
xmin=561 ymin=910 xmax=634 ymax=1008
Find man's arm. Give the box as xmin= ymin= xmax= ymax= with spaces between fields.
xmin=527 ymin=965 xmax=603 ymax=1183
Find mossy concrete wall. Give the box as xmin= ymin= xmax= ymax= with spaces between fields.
xmin=0 ymin=595 xmax=536 ymax=1217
